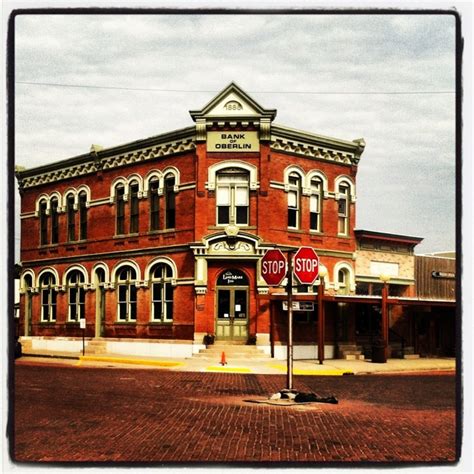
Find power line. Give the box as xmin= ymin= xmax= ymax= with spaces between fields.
xmin=15 ymin=81 xmax=455 ymax=95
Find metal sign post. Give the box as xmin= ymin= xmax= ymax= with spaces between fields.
xmin=80 ymin=318 xmax=86 ymax=356
xmin=286 ymin=250 xmax=294 ymax=391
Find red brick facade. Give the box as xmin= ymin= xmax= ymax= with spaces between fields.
xmin=16 ymin=83 xmax=453 ymax=358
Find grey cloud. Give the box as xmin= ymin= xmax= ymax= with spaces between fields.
xmin=13 ymin=13 xmax=456 ymax=254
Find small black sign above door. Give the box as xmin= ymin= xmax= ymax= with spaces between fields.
xmin=217 ymin=269 xmax=249 ymax=286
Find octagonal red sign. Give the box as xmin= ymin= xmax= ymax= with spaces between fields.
xmin=293 ymin=247 xmax=319 ymax=285
xmin=261 ymin=249 xmax=287 ymax=286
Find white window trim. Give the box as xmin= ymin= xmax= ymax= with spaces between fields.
xmin=333 ymin=262 xmax=356 ymax=292
xmin=62 ymin=265 xmax=89 ymax=287
xmin=112 ymin=260 xmax=142 ymax=282
xmin=207 ymin=160 xmax=258 ymax=191
xmin=144 ymin=257 xmax=177 ymax=282
xmin=334 ymin=175 xmax=356 ymax=202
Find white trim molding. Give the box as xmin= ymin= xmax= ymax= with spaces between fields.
xmin=111 ymin=259 xmax=142 ymax=282
xmin=62 ymin=264 xmax=90 ymax=287
xmin=144 ymin=256 xmax=178 ymax=281
xmin=206 ymin=160 xmax=259 ymax=191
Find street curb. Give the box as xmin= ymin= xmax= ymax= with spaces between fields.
xmin=79 ymin=355 xmax=184 ymax=368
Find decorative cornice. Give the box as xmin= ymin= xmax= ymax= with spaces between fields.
xmin=17 ymin=130 xmax=196 ymax=189
xmin=271 ymin=124 xmax=364 ymax=166
xmin=271 ymin=137 xmax=355 ymax=166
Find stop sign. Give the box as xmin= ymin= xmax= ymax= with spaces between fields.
xmin=293 ymin=247 xmax=319 ymax=284
xmin=261 ymin=249 xmax=287 ymax=286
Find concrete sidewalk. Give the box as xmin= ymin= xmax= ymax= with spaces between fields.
xmin=18 ymin=349 xmax=456 ymax=375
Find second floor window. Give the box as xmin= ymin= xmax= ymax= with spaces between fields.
xmin=149 ymin=179 xmax=160 ymax=231
xmin=116 ymin=185 xmax=125 ymax=235
xmin=287 ymin=173 xmax=301 ymax=229
xmin=165 ymin=176 xmax=176 ymax=229
xmin=216 ymin=169 xmax=249 ymax=226
xmin=39 ymin=200 xmax=48 ymax=245
xmin=78 ymin=192 xmax=88 ymax=240
xmin=66 ymin=194 xmax=76 ymax=242
xmin=338 ymin=184 xmax=350 ymax=235
xmin=129 ymin=183 xmax=140 ymax=234
xmin=50 ymin=198 xmax=59 ymax=244
xmin=310 ymin=178 xmax=322 ymax=232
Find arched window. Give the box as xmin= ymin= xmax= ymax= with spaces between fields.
xmin=337 ymin=182 xmax=350 ymax=236
xmin=287 ymin=172 xmax=301 ymax=229
xmin=129 ymin=181 xmax=140 ymax=234
xmin=310 ymin=177 xmax=323 ymax=232
xmin=164 ymin=174 xmax=176 ymax=229
xmin=39 ymin=200 xmax=48 ymax=245
xmin=150 ymin=263 xmax=174 ymax=322
xmin=116 ymin=266 xmax=137 ymax=322
xmin=337 ymin=268 xmax=350 ymax=295
xmin=216 ymin=168 xmax=249 ymax=226
xmin=78 ymin=191 xmax=88 ymax=240
xmin=66 ymin=194 xmax=76 ymax=242
xmin=50 ymin=197 xmax=59 ymax=244
xmin=39 ymin=272 xmax=57 ymax=322
xmin=67 ymin=271 xmax=85 ymax=322
xmin=115 ymin=185 xmax=126 ymax=235
xmin=149 ymin=178 xmax=160 ymax=231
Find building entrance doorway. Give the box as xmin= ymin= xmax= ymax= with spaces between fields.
xmin=215 ymin=269 xmax=249 ymax=341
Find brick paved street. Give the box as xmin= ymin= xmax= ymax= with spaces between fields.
xmin=12 ymin=363 xmax=457 ymax=464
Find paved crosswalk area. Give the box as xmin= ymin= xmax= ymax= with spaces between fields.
xmin=12 ymin=361 xmax=457 ymax=464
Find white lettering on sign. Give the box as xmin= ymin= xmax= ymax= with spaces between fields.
xmin=207 ymin=131 xmax=259 ymax=152
xmin=262 ymin=260 xmax=286 ymax=275
xmin=295 ymin=258 xmax=319 ymax=273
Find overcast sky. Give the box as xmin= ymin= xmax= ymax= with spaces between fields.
xmin=13 ymin=11 xmax=457 ymax=256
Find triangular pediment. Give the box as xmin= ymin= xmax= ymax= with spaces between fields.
xmin=190 ymin=82 xmax=276 ymax=122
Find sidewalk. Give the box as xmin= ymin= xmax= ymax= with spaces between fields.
xmin=17 ymin=349 xmax=456 ymax=375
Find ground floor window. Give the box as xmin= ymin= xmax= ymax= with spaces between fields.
xmin=40 ymin=272 xmax=57 ymax=322
xmin=116 ymin=266 xmax=137 ymax=322
xmin=67 ymin=271 xmax=85 ymax=322
xmin=150 ymin=263 xmax=174 ymax=322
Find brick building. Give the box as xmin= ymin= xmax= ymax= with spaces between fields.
xmin=15 ymin=83 xmax=455 ymax=359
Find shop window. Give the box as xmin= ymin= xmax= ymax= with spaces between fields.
xmin=310 ymin=177 xmax=322 ymax=232
xmin=66 ymin=194 xmax=76 ymax=242
xmin=287 ymin=172 xmax=301 ymax=229
xmin=337 ymin=183 xmax=350 ymax=236
xmin=39 ymin=272 xmax=57 ymax=322
xmin=67 ymin=271 xmax=85 ymax=322
xmin=50 ymin=198 xmax=59 ymax=244
xmin=129 ymin=182 xmax=140 ymax=234
xmin=165 ymin=175 xmax=176 ymax=229
xmin=39 ymin=200 xmax=48 ymax=246
xmin=115 ymin=185 xmax=126 ymax=235
xmin=149 ymin=179 xmax=160 ymax=231
xmin=78 ymin=192 xmax=88 ymax=240
xmin=116 ymin=266 xmax=137 ymax=322
xmin=150 ymin=263 xmax=174 ymax=322
xmin=216 ymin=169 xmax=249 ymax=226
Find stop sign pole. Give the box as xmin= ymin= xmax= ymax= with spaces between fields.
xmin=286 ymin=250 xmax=294 ymax=391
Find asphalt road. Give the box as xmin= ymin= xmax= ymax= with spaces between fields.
xmin=11 ymin=362 xmax=458 ymax=464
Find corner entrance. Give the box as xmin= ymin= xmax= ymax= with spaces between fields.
xmin=216 ymin=269 xmax=249 ymax=341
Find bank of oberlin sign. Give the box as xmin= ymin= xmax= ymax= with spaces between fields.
xmin=207 ymin=131 xmax=259 ymax=152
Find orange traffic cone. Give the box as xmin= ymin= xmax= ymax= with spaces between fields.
xmin=220 ymin=351 xmax=227 ymax=366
